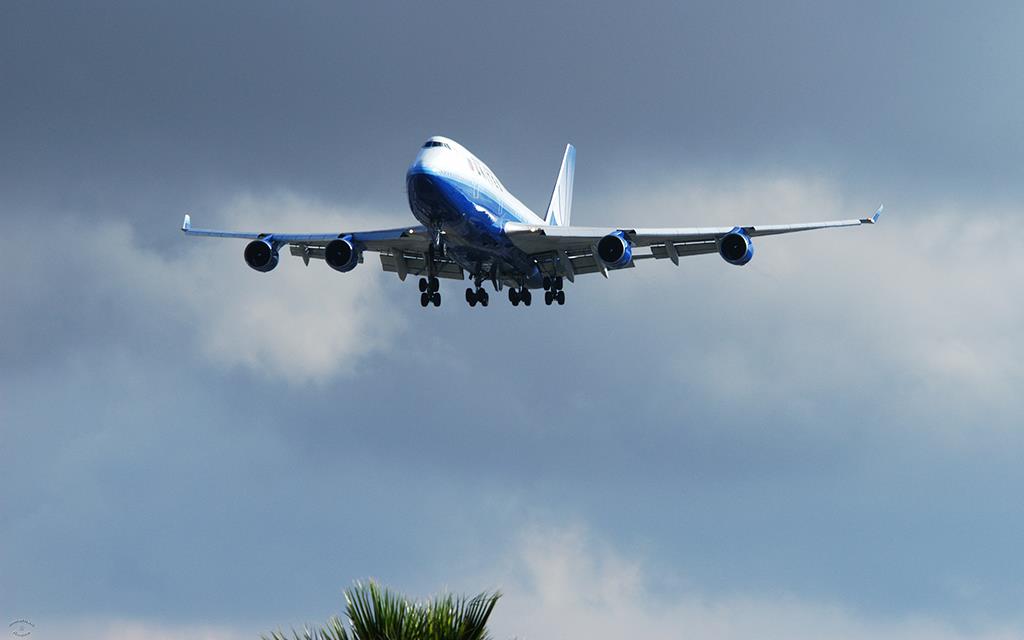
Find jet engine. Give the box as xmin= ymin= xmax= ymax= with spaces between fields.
xmin=244 ymin=238 xmax=279 ymax=272
xmin=718 ymin=228 xmax=755 ymax=266
xmin=325 ymin=236 xmax=360 ymax=272
xmin=596 ymin=231 xmax=633 ymax=269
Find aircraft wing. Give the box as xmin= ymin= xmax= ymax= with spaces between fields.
xmin=180 ymin=214 xmax=466 ymax=280
xmin=503 ymin=205 xmax=883 ymax=279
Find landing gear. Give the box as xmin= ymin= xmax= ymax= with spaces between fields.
xmin=419 ymin=277 xmax=441 ymax=307
xmin=466 ymin=287 xmax=489 ymax=307
xmin=543 ymin=276 xmax=564 ymax=290
xmin=544 ymin=288 xmax=566 ymax=305
xmin=419 ymin=276 xmax=439 ymax=293
xmin=542 ymin=276 xmax=565 ymax=305
xmin=508 ymin=287 xmax=531 ymax=306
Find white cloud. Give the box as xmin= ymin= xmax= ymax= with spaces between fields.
xmin=165 ymin=193 xmax=406 ymax=383
xmin=2 ymin=192 xmax=406 ymax=383
xmin=486 ymin=525 xmax=1021 ymax=640
xmin=32 ymin=523 xmax=1022 ymax=640
xmin=7 ymin=175 xmax=1023 ymax=408
xmin=587 ymin=175 xmax=1024 ymax=439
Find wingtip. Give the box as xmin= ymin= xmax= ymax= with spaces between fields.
xmin=861 ymin=204 xmax=884 ymax=225
xmin=182 ymin=213 xmax=191 ymax=232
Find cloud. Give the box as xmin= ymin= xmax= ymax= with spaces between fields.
xmin=582 ymin=174 xmax=1024 ymax=440
xmin=487 ymin=525 xmax=1021 ymax=640
xmin=26 ymin=522 xmax=1023 ymax=640
xmin=4 ymin=176 xmax=1023 ymax=630
xmin=171 ymin=194 xmax=406 ymax=382
xmin=1 ymin=192 xmax=405 ymax=383
xmin=8 ymin=173 xmax=1021 ymax=408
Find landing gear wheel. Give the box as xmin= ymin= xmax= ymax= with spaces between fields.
xmin=543 ymin=276 xmax=552 ymax=291
xmin=521 ymin=288 xmax=532 ymax=306
xmin=432 ymin=292 xmax=441 ymax=307
xmin=420 ymin=292 xmax=430 ymax=307
xmin=509 ymin=288 xmax=520 ymax=306
xmin=478 ymin=288 xmax=489 ymax=307
xmin=554 ymin=277 xmax=564 ymax=290
xmin=429 ymin=276 xmax=440 ymax=293
xmin=556 ymin=290 xmax=565 ymax=305
xmin=419 ymin=278 xmax=428 ymax=293
xmin=544 ymin=291 xmax=554 ymax=305
xmin=466 ymin=287 xmax=477 ymax=307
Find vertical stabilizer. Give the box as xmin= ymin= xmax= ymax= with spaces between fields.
xmin=544 ymin=144 xmax=575 ymax=226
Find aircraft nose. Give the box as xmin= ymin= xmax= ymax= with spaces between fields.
xmin=408 ymin=172 xmax=445 ymax=206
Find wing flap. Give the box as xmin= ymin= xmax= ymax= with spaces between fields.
xmin=649 ymin=240 xmax=719 ymax=260
xmin=380 ymin=253 xmax=464 ymax=280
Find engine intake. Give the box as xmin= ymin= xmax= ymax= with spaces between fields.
xmin=325 ymin=236 xmax=360 ymax=272
xmin=244 ymin=239 xmax=279 ymax=272
xmin=718 ymin=228 xmax=755 ymax=266
xmin=596 ymin=231 xmax=633 ymax=269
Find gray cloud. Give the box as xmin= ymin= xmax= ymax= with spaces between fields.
xmin=4 ymin=173 xmax=1023 ymax=632
xmin=3 ymin=1 xmax=1023 ymax=637
xmin=2 ymin=1 xmax=1022 ymax=215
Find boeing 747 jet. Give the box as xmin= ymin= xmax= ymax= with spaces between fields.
xmin=182 ymin=136 xmax=882 ymax=307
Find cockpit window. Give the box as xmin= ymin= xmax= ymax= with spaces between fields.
xmin=422 ymin=141 xmax=450 ymax=149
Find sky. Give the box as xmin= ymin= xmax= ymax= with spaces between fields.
xmin=2 ymin=2 xmax=1024 ymax=639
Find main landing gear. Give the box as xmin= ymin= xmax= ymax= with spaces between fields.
xmin=508 ymin=287 xmax=532 ymax=306
xmin=543 ymin=276 xmax=566 ymax=305
xmin=465 ymin=286 xmax=489 ymax=307
xmin=430 ymin=273 xmax=567 ymax=309
xmin=419 ymin=276 xmax=441 ymax=307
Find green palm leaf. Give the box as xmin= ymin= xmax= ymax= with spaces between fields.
xmin=264 ymin=581 xmax=501 ymax=640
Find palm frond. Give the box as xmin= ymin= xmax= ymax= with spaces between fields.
xmin=267 ymin=581 xmax=500 ymax=640
xmin=261 ymin=617 xmax=350 ymax=640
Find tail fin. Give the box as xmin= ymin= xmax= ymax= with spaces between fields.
xmin=544 ymin=144 xmax=575 ymax=226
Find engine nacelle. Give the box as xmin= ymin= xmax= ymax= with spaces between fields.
xmin=718 ymin=228 xmax=755 ymax=266
xmin=596 ymin=230 xmax=633 ymax=269
xmin=244 ymin=238 xmax=280 ymax=272
xmin=325 ymin=235 xmax=360 ymax=272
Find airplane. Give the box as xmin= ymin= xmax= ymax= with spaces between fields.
xmin=181 ymin=136 xmax=882 ymax=308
